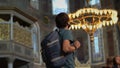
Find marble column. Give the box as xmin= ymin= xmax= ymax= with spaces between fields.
xmin=7 ymin=57 xmax=15 ymax=68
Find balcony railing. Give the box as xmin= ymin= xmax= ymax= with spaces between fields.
xmin=0 ymin=16 xmax=33 ymax=61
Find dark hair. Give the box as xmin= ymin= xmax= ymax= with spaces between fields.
xmin=55 ymin=12 xmax=69 ymax=28
xmin=113 ymin=56 xmax=118 ymax=68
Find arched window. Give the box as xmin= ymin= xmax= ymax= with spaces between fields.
xmin=91 ymin=29 xmax=105 ymax=64
xmin=52 ymin=0 xmax=69 ymax=15
xmin=30 ymin=0 xmax=39 ymax=9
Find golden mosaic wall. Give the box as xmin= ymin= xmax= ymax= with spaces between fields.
xmin=13 ymin=23 xmax=32 ymax=46
xmin=0 ymin=23 xmax=10 ymax=40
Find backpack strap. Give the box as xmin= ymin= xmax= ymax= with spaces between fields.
xmin=56 ymin=29 xmax=66 ymax=56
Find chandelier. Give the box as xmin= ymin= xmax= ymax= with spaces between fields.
xmin=68 ymin=7 xmax=118 ymax=42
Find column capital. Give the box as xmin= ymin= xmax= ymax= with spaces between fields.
xmin=7 ymin=57 xmax=15 ymax=63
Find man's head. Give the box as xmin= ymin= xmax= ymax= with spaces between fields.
xmin=55 ymin=12 xmax=69 ymax=28
xmin=113 ymin=56 xmax=120 ymax=65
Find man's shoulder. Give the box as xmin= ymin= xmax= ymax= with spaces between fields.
xmin=60 ymin=29 xmax=71 ymax=33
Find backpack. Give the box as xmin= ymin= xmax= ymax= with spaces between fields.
xmin=41 ymin=30 xmax=66 ymax=67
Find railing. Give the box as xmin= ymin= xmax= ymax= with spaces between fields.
xmin=0 ymin=20 xmax=33 ymax=61
xmin=0 ymin=41 xmax=33 ymax=59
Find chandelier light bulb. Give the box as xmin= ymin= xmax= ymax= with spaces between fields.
xmin=103 ymin=10 xmax=107 ymax=14
xmin=95 ymin=10 xmax=99 ymax=15
xmin=70 ymin=25 xmax=74 ymax=30
xmin=86 ymin=8 xmax=90 ymax=13
xmin=76 ymin=12 xmax=79 ymax=17
xmin=109 ymin=21 xmax=112 ymax=25
xmin=108 ymin=10 xmax=112 ymax=14
xmin=74 ymin=25 xmax=78 ymax=30
xmin=78 ymin=24 xmax=81 ymax=29
xmin=113 ymin=11 xmax=117 ymax=16
xmin=68 ymin=14 xmax=72 ymax=20
xmin=72 ymin=14 xmax=76 ymax=18
xmin=99 ymin=24 xmax=102 ymax=28
xmin=79 ymin=10 xmax=82 ymax=15
xmin=93 ymin=25 xmax=96 ymax=28
xmin=82 ymin=25 xmax=86 ymax=29
xmin=99 ymin=10 xmax=103 ymax=15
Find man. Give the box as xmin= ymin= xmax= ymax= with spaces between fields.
xmin=113 ymin=56 xmax=120 ymax=68
xmin=55 ymin=12 xmax=81 ymax=68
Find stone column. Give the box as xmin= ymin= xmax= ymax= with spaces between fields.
xmin=7 ymin=57 xmax=15 ymax=68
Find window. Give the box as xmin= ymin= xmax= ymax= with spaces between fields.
xmin=30 ymin=0 xmax=39 ymax=10
xmin=91 ymin=29 xmax=105 ymax=64
xmin=89 ymin=0 xmax=100 ymax=5
xmin=52 ymin=0 xmax=69 ymax=15
xmin=94 ymin=37 xmax=99 ymax=53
